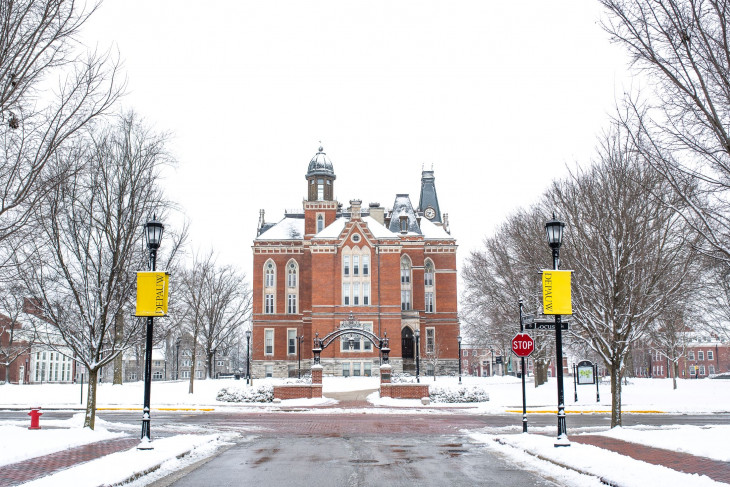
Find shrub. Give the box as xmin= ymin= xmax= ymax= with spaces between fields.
xmin=391 ymin=372 xmax=416 ymax=383
xmin=216 ymin=384 xmax=274 ymax=403
xmin=429 ymin=384 xmax=489 ymax=403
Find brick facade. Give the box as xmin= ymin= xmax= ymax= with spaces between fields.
xmin=251 ymin=147 xmax=460 ymax=378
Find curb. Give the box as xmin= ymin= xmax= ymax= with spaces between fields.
xmin=492 ymin=437 xmax=622 ymax=487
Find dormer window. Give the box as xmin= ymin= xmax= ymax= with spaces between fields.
xmin=399 ymin=215 xmax=408 ymax=233
xmin=317 ymin=214 xmax=324 ymax=233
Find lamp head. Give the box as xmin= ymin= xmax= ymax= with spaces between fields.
xmin=144 ymin=214 xmax=164 ymax=250
xmin=545 ymin=213 xmax=565 ymax=249
xmin=457 ymin=335 xmax=462 ymax=344
xmin=245 ymin=330 xmax=251 ymax=339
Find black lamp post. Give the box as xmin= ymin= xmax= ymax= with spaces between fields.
xmin=297 ymin=335 xmax=305 ymax=379
xmin=140 ymin=215 xmax=163 ymax=448
xmin=457 ymin=335 xmax=462 ymax=384
xmin=246 ymin=329 xmax=251 ymax=385
xmin=545 ymin=213 xmax=569 ymax=447
xmin=415 ymin=329 xmax=420 ymax=383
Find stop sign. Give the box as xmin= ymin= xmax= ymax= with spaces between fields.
xmin=511 ymin=333 xmax=534 ymax=357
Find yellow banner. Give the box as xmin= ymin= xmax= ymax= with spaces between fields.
xmin=542 ymin=270 xmax=572 ymax=315
xmin=136 ymin=272 xmax=170 ymax=317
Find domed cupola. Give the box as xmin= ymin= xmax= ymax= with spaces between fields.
xmin=306 ymin=145 xmax=337 ymax=179
xmin=305 ymin=145 xmax=336 ymax=201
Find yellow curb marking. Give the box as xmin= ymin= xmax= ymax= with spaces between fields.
xmin=504 ymin=409 xmax=666 ymax=414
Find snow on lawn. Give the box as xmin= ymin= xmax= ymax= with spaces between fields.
xmin=592 ymin=425 xmax=730 ymax=462
xmin=0 ymin=413 xmax=125 ymax=467
xmin=470 ymin=432 xmax=725 ymax=487
xmin=1 ymin=376 xmax=728 ymax=413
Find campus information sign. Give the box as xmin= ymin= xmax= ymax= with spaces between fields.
xmin=542 ymin=270 xmax=572 ymax=315
xmin=577 ymin=360 xmax=595 ymax=385
xmin=136 ymin=271 xmax=170 ymax=317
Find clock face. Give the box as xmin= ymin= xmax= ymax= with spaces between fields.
xmin=424 ymin=207 xmax=436 ymax=220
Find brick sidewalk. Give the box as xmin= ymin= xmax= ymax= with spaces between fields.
xmin=0 ymin=437 xmax=139 ymax=487
xmin=572 ymin=435 xmax=730 ymax=484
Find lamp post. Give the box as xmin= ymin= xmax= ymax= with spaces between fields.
xmin=545 ymin=213 xmax=569 ymax=447
xmin=140 ymin=215 xmax=163 ymax=448
xmin=245 ymin=329 xmax=251 ymax=385
xmin=415 ymin=329 xmax=420 ymax=383
xmin=457 ymin=335 xmax=462 ymax=384
xmin=297 ymin=335 xmax=305 ymax=379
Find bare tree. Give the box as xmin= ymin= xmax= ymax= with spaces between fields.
xmin=550 ymin=124 xmax=700 ymax=427
xmin=461 ymin=207 xmax=553 ymax=386
xmin=649 ymin=307 xmax=691 ymax=390
xmin=20 ymin=112 xmax=178 ymax=429
xmin=0 ymin=0 xmax=122 ymax=253
xmin=178 ymin=251 xmax=251 ymax=390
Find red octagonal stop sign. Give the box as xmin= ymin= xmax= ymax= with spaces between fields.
xmin=512 ymin=333 xmax=534 ymax=357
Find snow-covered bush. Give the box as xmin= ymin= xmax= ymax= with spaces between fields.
xmin=391 ymin=372 xmax=416 ymax=383
xmin=216 ymin=385 xmax=274 ymax=403
xmin=429 ymin=384 xmax=489 ymax=403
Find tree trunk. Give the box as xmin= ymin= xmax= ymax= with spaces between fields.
xmin=673 ymin=361 xmax=679 ymax=390
xmin=113 ymin=312 xmax=123 ymax=385
xmin=610 ymin=362 xmax=622 ymax=428
xmin=84 ymin=368 xmax=99 ymax=429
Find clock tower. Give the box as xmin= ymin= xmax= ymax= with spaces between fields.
xmin=418 ymin=168 xmax=442 ymax=224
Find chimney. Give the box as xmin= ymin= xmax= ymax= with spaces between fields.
xmin=349 ymin=199 xmax=362 ymax=221
xmin=368 ymin=202 xmax=384 ymax=225
xmin=257 ymin=209 xmax=265 ymax=236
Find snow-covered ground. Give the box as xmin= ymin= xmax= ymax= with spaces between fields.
xmin=1 ymin=375 xmax=728 ymax=486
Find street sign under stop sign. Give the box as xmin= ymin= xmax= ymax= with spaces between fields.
xmin=512 ymin=333 xmax=534 ymax=357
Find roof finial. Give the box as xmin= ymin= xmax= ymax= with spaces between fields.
xmin=318 ymin=140 xmax=323 ymax=152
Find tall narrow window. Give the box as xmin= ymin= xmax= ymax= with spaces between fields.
xmin=265 ymin=294 xmax=274 ymax=313
xmin=401 ymin=257 xmax=412 ymax=310
xmin=317 ymin=214 xmax=324 ymax=233
xmin=317 ymin=178 xmax=324 ymax=200
xmin=353 ymin=255 xmax=359 ymax=276
xmin=363 ymin=255 xmax=369 ymax=276
xmin=363 ymin=283 xmax=370 ymax=305
xmin=288 ymin=329 xmax=296 ymax=355
xmin=343 ymin=283 xmax=351 ymax=305
xmin=264 ymin=329 xmax=274 ymax=355
xmin=424 ymin=261 xmax=434 ymax=286
xmin=401 ymin=290 xmax=411 ymax=311
xmin=287 ymin=262 xmax=297 ymax=287
xmin=343 ymin=255 xmax=350 ymax=276
xmin=265 ymin=262 xmax=275 ymax=287
xmin=425 ymin=292 xmax=434 ymax=313
xmin=426 ymin=327 xmax=435 ymax=354
xmin=353 ymin=282 xmax=360 ymax=305
xmin=286 ymin=261 xmax=298 ymax=314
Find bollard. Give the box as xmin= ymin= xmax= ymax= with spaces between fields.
xmin=28 ymin=407 xmax=42 ymax=430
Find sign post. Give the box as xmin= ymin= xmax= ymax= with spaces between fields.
xmin=513 ymin=305 xmax=535 ymax=434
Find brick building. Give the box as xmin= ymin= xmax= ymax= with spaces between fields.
xmin=251 ymin=147 xmax=460 ymax=378
xmin=649 ymin=339 xmax=730 ymax=379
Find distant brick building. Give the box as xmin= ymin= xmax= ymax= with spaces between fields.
xmin=649 ymin=339 xmax=730 ymax=379
xmin=251 ymin=147 xmax=459 ymax=378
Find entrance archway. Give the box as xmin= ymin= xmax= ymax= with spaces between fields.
xmin=312 ymin=313 xmax=390 ymax=365
xmin=401 ymin=327 xmax=414 ymax=359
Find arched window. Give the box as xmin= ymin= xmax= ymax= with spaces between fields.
xmin=424 ymin=259 xmax=435 ymax=313
xmin=286 ymin=260 xmax=298 ymax=314
xmin=264 ymin=260 xmax=276 ymax=314
xmin=317 ymin=214 xmax=324 ymax=233
xmin=400 ymin=256 xmax=412 ymax=310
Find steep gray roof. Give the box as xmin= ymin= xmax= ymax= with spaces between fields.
xmin=418 ymin=169 xmax=441 ymax=223
xmin=388 ymin=194 xmax=422 ymax=235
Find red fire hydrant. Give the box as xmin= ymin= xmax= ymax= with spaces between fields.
xmin=28 ymin=407 xmax=42 ymax=430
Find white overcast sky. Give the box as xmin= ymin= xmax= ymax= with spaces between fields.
xmin=79 ymin=0 xmax=633 ymax=279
